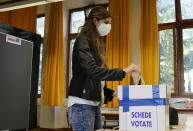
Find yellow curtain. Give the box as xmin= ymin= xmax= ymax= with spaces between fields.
xmin=43 ymin=1 xmax=64 ymax=106
xmin=140 ymin=0 xmax=159 ymax=85
xmin=0 ymin=7 xmax=37 ymax=33
xmin=106 ymin=0 xmax=131 ymax=107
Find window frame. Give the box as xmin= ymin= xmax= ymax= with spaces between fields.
xmin=66 ymin=4 xmax=108 ymax=96
xmin=158 ymin=0 xmax=193 ymax=97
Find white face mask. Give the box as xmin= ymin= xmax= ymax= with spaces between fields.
xmin=97 ymin=23 xmax=111 ymax=36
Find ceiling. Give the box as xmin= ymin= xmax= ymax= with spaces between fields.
xmin=0 ymin=0 xmax=108 ymax=12
xmin=0 ymin=0 xmax=28 ymax=5
xmin=0 ymin=0 xmax=63 ymax=12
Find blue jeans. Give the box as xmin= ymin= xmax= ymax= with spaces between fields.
xmin=68 ymin=104 xmax=102 ymax=131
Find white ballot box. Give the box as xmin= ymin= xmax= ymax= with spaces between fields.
xmin=117 ymin=85 xmax=169 ymax=131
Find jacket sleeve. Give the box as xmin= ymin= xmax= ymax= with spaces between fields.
xmin=76 ymin=36 xmax=126 ymax=81
xmin=104 ymin=84 xmax=114 ymax=104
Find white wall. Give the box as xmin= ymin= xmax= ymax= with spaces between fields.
xmin=37 ymin=4 xmax=46 ymax=15
xmin=64 ymin=0 xmax=108 ymax=9
xmin=130 ymin=0 xmax=141 ymax=84
xmin=63 ymin=0 xmax=69 ymax=100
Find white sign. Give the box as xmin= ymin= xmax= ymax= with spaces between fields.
xmin=6 ymin=34 xmax=21 ymax=46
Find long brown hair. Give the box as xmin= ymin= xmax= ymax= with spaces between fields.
xmin=79 ymin=6 xmax=112 ymax=67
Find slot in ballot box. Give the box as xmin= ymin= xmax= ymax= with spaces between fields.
xmin=117 ymin=85 xmax=169 ymax=131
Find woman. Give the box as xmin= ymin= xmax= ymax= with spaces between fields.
xmin=68 ymin=6 xmax=141 ymax=131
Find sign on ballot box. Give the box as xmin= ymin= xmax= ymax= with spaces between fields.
xmin=117 ymin=85 xmax=169 ymax=131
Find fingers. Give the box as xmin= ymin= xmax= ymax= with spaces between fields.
xmin=133 ymin=65 xmax=141 ymax=74
xmin=123 ymin=64 xmax=141 ymax=74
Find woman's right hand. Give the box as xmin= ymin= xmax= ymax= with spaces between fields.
xmin=123 ymin=64 xmax=141 ymax=74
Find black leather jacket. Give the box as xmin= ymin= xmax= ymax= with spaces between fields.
xmin=68 ymin=35 xmax=126 ymax=102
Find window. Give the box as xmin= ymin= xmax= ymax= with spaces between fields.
xmin=36 ymin=15 xmax=45 ymax=96
xmin=183 ymin=29 xmax=193 ymax=93
xmin=70 ymin=11 xmax=85 ymax=33
xmin=38 ymin=44 xmax=43 ymax=95
xmin=69 ymin=39 xmax=75 ymax=80
xmin=181 ymin=0 xmax=193 ymax=20
xmin=67 ymin=4 xmax=108 ymax=94
xmin=157 ymin=0 xmax=193 ymax=96
xmin=159 ymin=29 xmax=174 ymax=92
xmin=157 ymin=0 xmax=176 ymax=24
xmin=37 ymin=16 xmax=45 ymax=37
xmin=68 ymin=9 xmax=85 ymax=81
